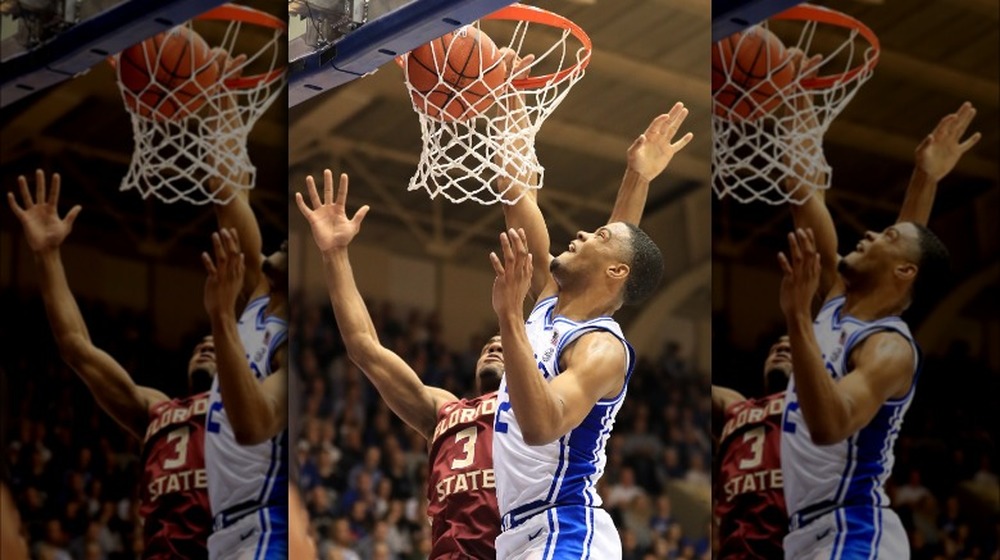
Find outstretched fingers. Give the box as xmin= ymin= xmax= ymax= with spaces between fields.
xmin=201 ymin=251 xmax=218 ymax=276
xmin=34 ymin=169 xmax=46 ymax=206
xmin=17 ymin=175 xmax=33 ymax=209
xmin=335 ymin=172 xmax=350 ymax=207
xmin=306 ymin=175 xmax=322 ymax=210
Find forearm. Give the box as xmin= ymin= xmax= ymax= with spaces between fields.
xmin=36 ymin=249 xmax=90 ymax=348
xmin=322 ymin=248 xmax=378 ymax=347
xmin=498 ymin=312 xmax=563 ymax=445
xmin=322 ymin=248 xmax=437 ymax=433
xmin=214 ymin=193 xmax=264 ymax=295
xmin=608 ymin=168 xmax=649 ymax=226
xmin=36 ymin=249 xmax=150 ymax=438
xmin=210 ymin=311 xmax=278 ymax=445
xmin=786 ymin=311 xmax=851 ymax=444
xmin=896 ymin=168 xmax=937 ymax=226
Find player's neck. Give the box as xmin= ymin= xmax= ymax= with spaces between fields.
xmin=265 ymin=295 xmax=288 ymax=320
xmin=842 ymin=283 xmax=906 ymax=321
xmin=553 ymin=288 xmax=618 ymax=321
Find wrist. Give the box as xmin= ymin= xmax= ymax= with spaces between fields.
xmin=624 ymin=166 xmax=653 ymax=184
xmin=34 ymin=246 xmax=61 ymax=262
xmin=321 ymin=246 xmax=349 ymax=261
xmin=209 ymin=308 xmax=238 ymax=326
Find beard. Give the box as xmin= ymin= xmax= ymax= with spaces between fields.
xmin=189 ymin=367 xmax=215 ymax=394
xmin=476 ymin=364 xmax=503 ymax=394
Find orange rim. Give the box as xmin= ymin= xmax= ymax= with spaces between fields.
xmin=195 ymin=3 xmax=286 ymax=89
xmin=483 ymin=3 xmax=591 ymax=90
xmin=772 ymin=3 xmax=880 ymax=90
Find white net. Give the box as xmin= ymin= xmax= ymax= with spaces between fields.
xmin=399 ymin=4 xmax=591 ymax=205
xmin=712 ymin=4 xmax=879 ymax=205
xmin=113 ymin=4 xmax=285 ymax=205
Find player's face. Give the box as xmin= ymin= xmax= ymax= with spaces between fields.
xmin=187 ymin=336 xmax=216 ymax=393
xmin=840 ymin=223 xmax=920 ymax=281
xmin=475 ymin=335 xmax=503 ymax=395
xmin=552 ymin=222 xmax=630 ymax=281
xmin=762 ymin=335 xmax=792 ymax=392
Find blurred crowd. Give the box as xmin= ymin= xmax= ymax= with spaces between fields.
xmin=1 ymin=289 xmax=198 ymax=560
xmin=290 ymin=294 xmax=712 ymax=560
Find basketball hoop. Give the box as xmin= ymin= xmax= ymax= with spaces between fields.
xmin=712 ymin=4 xmax=880 ymax=205
xmin=113 ymin=3 xmax=285 ymax=205
xmin=400 ymin=3 xmax=591 ymax=205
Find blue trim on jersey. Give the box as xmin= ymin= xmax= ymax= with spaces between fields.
xmin=827 ymin=505 xmax=884 ymax=559
xmin=543 ymin=508 xmax=556 ymax=559
xmin=545 ymin=435 xmax=570 ymax=503
xmin=584 ymin=505 xmax=595 ymax=559
xmin=541 ymin=506 xmax=594 ymax=559
xmin=833 ymin=432 xmax=856 ymax=504
xmin=254 ymin=507 xmax=269 ymax=560
xmin=250 ymin=506 xmax=287 ymax=560
xmin=266 ymin=328 xmax=288 ymax=366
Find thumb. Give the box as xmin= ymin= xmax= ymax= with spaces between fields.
xmin=352 ymin=205 xmax=370 ymax=226
xmin=629 ymin=134 xmax=646 ymax=153
xmin=64 ymin=205 xmax=83 ymax=228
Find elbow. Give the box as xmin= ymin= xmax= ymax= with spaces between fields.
xmin=56 ymin=333 xmax=91 ymax=366
xmin=344 ymin=335 xmax=379 ymax=366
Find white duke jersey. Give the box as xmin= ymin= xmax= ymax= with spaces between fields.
xmin=205 ymin=295 xmax=289 ymax=515
xmin=781 ymin=295 xmax=920 ymax=518
xmin=493 ymin=296 xmax=635 ymax=527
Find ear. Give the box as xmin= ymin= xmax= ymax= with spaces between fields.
xmin=895 ymin=262 xmax=917 ymax=282
xmin=607 ymin=262 xmax=630 ymax=281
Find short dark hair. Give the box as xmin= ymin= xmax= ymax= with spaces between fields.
xmin=910 ymin=223 xmax=950 ymax=305
xmin=621 ymin=223 xmax=664 ymax=306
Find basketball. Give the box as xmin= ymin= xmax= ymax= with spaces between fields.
xmin=712 ymin=26 xmax=794 ymax=121
xmin=406 ymin=26 xmax=508 ymax=122
xmin=119 ymin=27 xmax=220 ymax=120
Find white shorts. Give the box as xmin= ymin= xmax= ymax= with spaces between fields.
xmin=496 ymin=505 xmax=620 ymax=560
xmin=208 ymin=506 xmax=287 ymax=560
xmin=784 ymin=506 xmax=908 ymax=560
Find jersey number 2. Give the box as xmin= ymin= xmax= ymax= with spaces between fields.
xmin=162 ymin=427 xmax=190 ymax=470
xmin=451 ymin=427 xmax=478 ymax=469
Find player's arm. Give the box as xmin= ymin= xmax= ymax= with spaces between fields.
xmin=779 ymin=228 xmax=914 ymax=444
xmin=491 ymin=228 xmax=626 ymax=445
xmin=8 ymin=171 xmax=166 ymax=441
xmin=202 ymin=229 xmax=284 ymax=445
xmin=897 ymin=102 xmax=981 ymax=226
xmin=609 ymin=102 xmax=694 ymax=225
xmin=296 ymin=171 xmax=456 ymax=440
xmin=711 ymin=385 xmax=745 ymax=440
xmin=780 ymin=52 xmax=842 ymax=301
xmin=206 ymin=50 xmax=265 ymax=302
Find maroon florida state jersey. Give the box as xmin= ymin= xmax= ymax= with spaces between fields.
xmin=715 ymin=391 xmax=788 ymax=559
xmin=427 ymin=391 xmax=499 ymax=559
xmin=140 ymin=392 xmax=212 ymax=560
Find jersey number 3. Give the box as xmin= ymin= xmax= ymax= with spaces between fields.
xmin=451 ymin=427 xmax=478 ymax=469
xmin=738 ymin=427 xmax=765 ymax=470
xmin=162 ymin=427 xmax=190 ymax=470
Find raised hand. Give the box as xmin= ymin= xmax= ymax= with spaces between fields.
xmin=915 ymin=101 xmax=981 ymax=182
xmin=490 ymin=228 xmax=533 ymax=318
xmin=202 ymin=228 xmax=245 ymax=317
xmin=778 ymin=228 xmax=821 ymax=319
xmin=627 ymin=102 xmax=694 ymax=182
xmin=7 ymin=170 xmax=82 ymax=253
xmin=295 ymin=170 xmax=370 ymax=253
